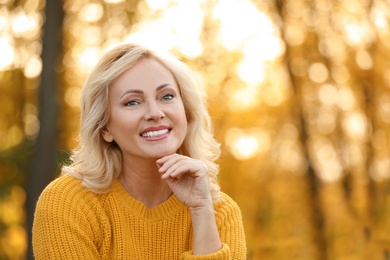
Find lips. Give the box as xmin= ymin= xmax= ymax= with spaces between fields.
xmin=140 ymin=126 xmax=171 ymax=138
xmin=141 ymin=129 xmax=169 ymax=137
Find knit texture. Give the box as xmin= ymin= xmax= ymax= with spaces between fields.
xmin=32 ymin=174 xmax=247 ymax=259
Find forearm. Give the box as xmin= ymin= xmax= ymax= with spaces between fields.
xmin=190 ymin=204 xmax=222 ymax=255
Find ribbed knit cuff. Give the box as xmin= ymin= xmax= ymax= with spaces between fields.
xmin=180 ymin=243 xmax=231 ymax=259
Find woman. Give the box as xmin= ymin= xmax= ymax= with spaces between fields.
xmin=32 ymin=43 xmax=247 ymax=259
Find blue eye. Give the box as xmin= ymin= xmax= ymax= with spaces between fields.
xmin=162 ymin=94 xmax=174 ymax=101
xmin=125 ymin=100 xmax=139 ymax=106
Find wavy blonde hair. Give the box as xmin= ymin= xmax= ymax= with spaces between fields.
xmin=62 ymin=43 xmax=221 ymax=202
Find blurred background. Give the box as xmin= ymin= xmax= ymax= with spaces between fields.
xmin=1 ymin=0 xmax=390 ymax=259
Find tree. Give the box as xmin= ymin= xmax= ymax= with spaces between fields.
xmin=26 ymin=0 xmax=63 ymax=259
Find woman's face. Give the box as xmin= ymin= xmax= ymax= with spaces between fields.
xmin=103 ymin=58 xmax=188 ymax=161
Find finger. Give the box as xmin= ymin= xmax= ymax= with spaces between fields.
xmin=161 ymin=160 xmax=187 ymax=179
xmin=168 ymin=163 xmax=191 ymax=178
xmin=156 ymin=153 xmax=180 ymax=165
xmin=164 ymin=161 xmax=203 ymax=180
xmin=158 ymin=154 xmax=186 ymax=173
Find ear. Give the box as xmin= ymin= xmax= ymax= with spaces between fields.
xmin=101 ymin=129 xmax=114 ymax=143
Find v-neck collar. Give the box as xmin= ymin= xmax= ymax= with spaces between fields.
xmin=111 ymin=179 xmax=187 ymax=221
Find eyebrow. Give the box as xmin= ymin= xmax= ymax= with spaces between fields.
xmin=120 ymin=83 xmax=173 ymax=99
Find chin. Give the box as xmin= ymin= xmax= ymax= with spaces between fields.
xmin=153 ymin=147 xmax=180 ymax=158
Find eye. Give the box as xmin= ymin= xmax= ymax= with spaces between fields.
xmin=125 ymin=100 xmax=140 ymax=106
xmin=162 ymin=93 xmax=174 ymax=101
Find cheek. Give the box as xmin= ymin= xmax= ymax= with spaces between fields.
xmin=178 ymin=106 xmax=188 ymax=127
xmin=180 ymin=113 xmax=189 ymax=137
xmin=108 ymin=112 xmax=138 ymax=135
xmin=178 ymin=100 xmax=188 ymax=120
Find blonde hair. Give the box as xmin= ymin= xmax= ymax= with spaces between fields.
xmin=62 ymin=43 xmax=222 ymax=202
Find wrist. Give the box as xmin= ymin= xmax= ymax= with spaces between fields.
xmin=189 ymin=201 xmax=214 ymax=215
xmin=188 ymin=200 xmax=221 ymax=255
xmin=186 ymin=190 xmax=214 ymax=212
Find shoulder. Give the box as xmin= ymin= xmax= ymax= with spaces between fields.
xmin=39 ymin=174 xmax=92 ymax=199
xmin=36 ymin=174 xmax=102 ymax=214
xmin=33 ymin=175 xmax=112 ymax=258
xmin=214 ymin=192 xmax=243 ymax=224
xmin=215 ymin=192 xmax=241 ymax=211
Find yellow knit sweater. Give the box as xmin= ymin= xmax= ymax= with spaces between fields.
xmin=32 ymin=174 xmax=247 ymax=259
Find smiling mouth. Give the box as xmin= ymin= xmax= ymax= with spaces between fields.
xmin=141 ymin=129 xmax=170 ymax=138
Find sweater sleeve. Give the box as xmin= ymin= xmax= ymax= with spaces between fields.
xmin=32 ymin=175 xmax=110 ymax=259
xmin=179 ymin=243 xmax=231 ymax=260
xmin=179 ymin=193 xmax=247 ymax=260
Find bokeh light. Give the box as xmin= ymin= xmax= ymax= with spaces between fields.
xmin=0 ymin=37 xmax=15 ymax=70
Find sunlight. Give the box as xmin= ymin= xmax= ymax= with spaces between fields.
xmin=237 ymin=36 xmax=285 ymax=84
xmin=0 ymin=37 xmax=15 ymax=70
xmin=343 ymin=20 xmax=374 ymax=47
xmin=229 ymin=86 xmax=260 ymax=111
xmin=64 ymin=87 xmax=81 ymax=108
xmin=213 ymin=0 xmax=275 ymax=51
xmin=308 ymin=62 xmax=329 ymax=83
xmin=225 ymin=128 xmax=270 ymax=160
xmin=127 ymin=1 xmax=204 ymax=58
xmin=11 ymin=10 xmax=41 ymax=39
xmin=0 ymin=7 xmax=9 ymax=31
xmin=284 ymin=23 xmax=306 ymax=46
xmin=24 ymin=114 xmax=39 ymax=138
xmin=79 ymin=3 xmax=104 ymax=23
xmin=235 ymin=136 xmax=259 ymax=160
xmin=370 ymin=3 xmax=388 ymax=30
xmin=24 ymin=55 xmax=42 ymax=78
xmin=77 ymin=47 xmax=102 ymax=73
xmin=163 ymin=2 xmax=204 ymax=57
xmin=243 ymin=36 xmax=285 ymax=62
xmin=337 ymin=88 xmax=356 ymax=111
xmin=355 ymin=50 xmax=373 ymax=70
xmin=370 ymin=157 xmax=390 ymax=182
xmin=211 ymin=0 xmax=284 ymax=86
xmin=11 ymin=9 xmax=29 ymax=36
xmin=342 ymin=111 xmax=367 ymax=140
xmin=126 ymin=30 xmax=175 ymax=53
xmin=312 ymin=139 xmax=343 ymax=182
xmin=317 ymin=162 xmax=343 ymax=183
xmin=319 ymin=84 xmax=338 ymax=106
xmin=237 ymin=60 xmax=265 ymax=84
xmin=176 ymin=36 xmax=203 ymax=58
xmin=225 ymin=128 xmax=267 ymax=160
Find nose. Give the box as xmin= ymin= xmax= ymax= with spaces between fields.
xmin=144 ymin=100 xmax=165 ymax=121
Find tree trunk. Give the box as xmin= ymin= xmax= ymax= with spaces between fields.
xmin=26 ymin=0 xmax=63 ymax=259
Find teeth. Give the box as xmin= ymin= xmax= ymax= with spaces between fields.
xmin=142 ymin=129 xmax=169 ymax=137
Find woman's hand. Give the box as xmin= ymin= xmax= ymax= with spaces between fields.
xmin=157 ymin=153 xmax=222 ymax=255
xmin=156 ymin=154 xmax=212 ymax=210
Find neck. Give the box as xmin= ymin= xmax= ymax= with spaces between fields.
xmin=119 ymin=157 xmax=173 ymax=209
